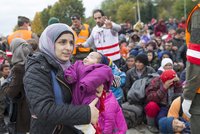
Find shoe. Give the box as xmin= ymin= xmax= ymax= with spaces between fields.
xmin=0 ymin=121 xmax=8 ymax=133
xmin=147 ymin=125 xmax=159 ymax=133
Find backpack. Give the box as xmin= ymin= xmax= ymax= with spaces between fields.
xmin=122 ymin=102 xmax=144 ymax=128
xmin=127 ymin=73 xmax=159 ymax=104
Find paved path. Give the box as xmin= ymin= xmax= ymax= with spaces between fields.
xmin=127 ymin=124 xmax=155 ymax=134
xmin=4 ymin=117 xmax=155 ymax=134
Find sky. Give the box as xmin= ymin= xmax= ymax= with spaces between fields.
xmin=0 ymin=0 xmax=104 ymax=36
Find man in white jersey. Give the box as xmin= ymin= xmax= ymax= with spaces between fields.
xmin=78 ymin=9 xmax=121 ymax=67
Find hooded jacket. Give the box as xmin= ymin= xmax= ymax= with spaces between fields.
xmin=145 ymin=76 xmax=182 ymax=106
xmin=4 ymin=38 xmax=33 ymax=132
xmin=65 ymin=60 xmax=113 ymax=105
xmin=98 ymin=91 xmax=127 ymax=134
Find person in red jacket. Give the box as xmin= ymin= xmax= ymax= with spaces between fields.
xmin=154 ymin=19 xmax=167 ymax=37
xmin=144 ymin=70 xmax=182 ymax=133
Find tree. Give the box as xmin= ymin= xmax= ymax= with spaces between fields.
xmin=40 ymin=6 xmax=52 ymax=28
xmin=32 ymin=12 xmax=44 ymax=36
xmin=172 ymin=0 xmax=198 ymax=19
xmin=50 ymin=0 xmax=85 ymax=25
xmin=154 ymin=0 xmax=173 ymax=19
xmin=85 ymin=17 xmax=95 ymax=28
xmin=101 ymin=0 xmax=125 ymax=22
xmin=101 ymin=0 xmax=157 ymax=23
xmin=37 ymin=0 xmax=199 ymax=31
xmin=116 ymin=2 xmax=135 ymax=23
xmin=140 ymin=0 xmax=158 ymax=23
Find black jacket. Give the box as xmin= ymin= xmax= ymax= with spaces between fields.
xmin=5 ymin=64 xmax=30 ymax=132
xmin=124 ymin=66 xmax=156 ymax=93
xmin=24 ymin=52 xmax=91 ymax=134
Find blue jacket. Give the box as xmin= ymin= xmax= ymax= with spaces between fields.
xmin=110 ymin=63 xmax=126 ymax=101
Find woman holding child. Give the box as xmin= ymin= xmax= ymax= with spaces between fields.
xmin=23 ymin=23 xmax=100 ymax=134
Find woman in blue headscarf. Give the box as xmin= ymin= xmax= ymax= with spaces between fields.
xmin=24 ymin=23 xmax=99 ymax=134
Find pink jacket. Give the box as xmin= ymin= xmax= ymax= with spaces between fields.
xmin=98 ymin=91 xmax=127 ymax=134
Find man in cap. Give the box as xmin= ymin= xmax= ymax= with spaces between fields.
xmin=70 ymin=14 xmax=91 ymax=61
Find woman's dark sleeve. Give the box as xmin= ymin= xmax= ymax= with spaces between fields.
xmin=24 ymin=63 xmax=91 ymax=125
xmin=5 ymin=65 xmax=24 ymax=99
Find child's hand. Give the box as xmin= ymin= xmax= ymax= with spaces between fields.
xmin=112 ymin=75 xmax=121 ymax=88
xmin=96 ymin=84 xmax=104 ymax=97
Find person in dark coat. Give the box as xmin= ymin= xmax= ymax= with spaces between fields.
xmin=146 ymin=50 xmax=159 ymax=71
xmin=23 ymin=23 xmax=99 ymax=134
xmin=120 ymin=55 xmax=135 ymax=73
xmin=0 ymin=64 xmax=10 ymax=133
xmin=4 ymin=38 xmax=33 ymax=133
xmin=124 ymin=53 xmax=155 ymax=94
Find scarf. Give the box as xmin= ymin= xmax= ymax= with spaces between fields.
xmin=39 ymin=23 xmax=74 ymax=70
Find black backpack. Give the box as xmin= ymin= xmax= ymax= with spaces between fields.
xmin=122 ymin=102 xmax=144 ymax=128
xmin=127 ymin=73 xmax=159 ymax=104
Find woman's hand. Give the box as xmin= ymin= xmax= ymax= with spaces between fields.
xmin=89 ymin=98 xmax=99 ymax=124
xmin=96 ymin=84 xmax=104 ymax=97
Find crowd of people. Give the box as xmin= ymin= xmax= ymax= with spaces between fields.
xmin=0 ymin=7 xmax=195 ymax=134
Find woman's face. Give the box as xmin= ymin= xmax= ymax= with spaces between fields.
xmin=147 ymin=52 xmax=153 ymax=62
xmin=55 ymin=33 xmax=74 ymax=62
xmin=135 ymin=61 xmax=145 ymax=70
xmin=163 ymin=63 xmax=173 ymax=70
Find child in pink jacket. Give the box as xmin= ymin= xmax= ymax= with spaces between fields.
xmin=65 ymin=52 xmax=127 ymax=133
xmin=98 ymin=91 xmax=127 ymax=134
